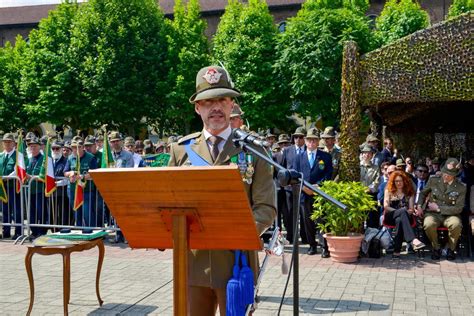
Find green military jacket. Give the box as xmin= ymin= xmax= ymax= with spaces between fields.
xmin=67 ymin=152 xmax=97 ymax=192
xmin=360 ymin=162 xmax=380 ymax=194
xmin=324 ymin=147 xmax=341 ymax=180
xmin=418 ymin=175 xmax=466 ymax=216
xmin=94 ymin=151 xmax=102 ymax=169
xmin=168 ymin=130 xmax=276 ymax=289
xmin=0 ymin=150 xmax=16 ymax=177
xmin=27 ymin=153 xmax=44 ymax=194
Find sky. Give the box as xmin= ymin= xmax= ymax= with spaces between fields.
xmin=0 ymin=0 xmax=86 ymax=8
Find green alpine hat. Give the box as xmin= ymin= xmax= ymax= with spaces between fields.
xmin=84 ymin=135 xmax=96 ymax=146
xmin=124 ymin=136 xmax=135 ymax=146
xmin=321 ymin=126 xmax=336 ymax=138
xmin=441 ymin=158 xmax=460 ymax=177
xmin=2 ymin=133 xmax=15 ymax=142
xmin=366 ymin=134 xmax=379 ymax=143
xmin=189 ymin=66 xmax=240 ymax=103
xmin=361 ymin=144 xmax=375 ymax=153
xmin=28 ymin=136 xmax=40 ymax=146
xmin=230 ymin=104 xmax=244 ymax=118
xmin=277 ymin=134 xmax=291 ymax=144
xmin=305 ymin=128 xmax=320 ymax=139
xmin=109 ymin=131 xmax=122 ymax=142
xmin=396 ymin=158 xmax=406 ymax=167
xmin=292 ymin=127 xmax=306 ymax=137
xmin=71 ymin=137 xmax=84 ymax=147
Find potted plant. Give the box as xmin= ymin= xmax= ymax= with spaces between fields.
xmin=310 ymin=181 xmax=376 ymax=263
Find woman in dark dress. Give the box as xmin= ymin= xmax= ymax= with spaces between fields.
xmin=384 ymin=171 xmax=425 ymax=258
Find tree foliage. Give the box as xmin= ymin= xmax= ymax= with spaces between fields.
xmin=21 ymin=0 xmax=81 ymax=131
xmin=274 ymin=3 xmax=374 ymax=125
xmin=375 ymin=0 xmax=430 ymax=46
xmin=165 ymin=0 xmax=210 ymax=135
xmin=0 ymin=37 xmax=32 ymax=131
xmin=447 ymin=0 xmax=474 ymax=19
xmin=213 ymin=0 xmax=290 ymax=130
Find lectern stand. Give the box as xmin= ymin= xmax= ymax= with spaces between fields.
xmin=90 ymin=166 xmax=261 ymax=315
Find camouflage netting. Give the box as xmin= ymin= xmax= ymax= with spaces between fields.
xmin=340 ymin=12 xmax=473 ymax=163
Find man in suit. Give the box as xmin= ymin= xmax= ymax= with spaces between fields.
xmin=281 ymin=127 xmax=307 ymax=244
xmin=295 ymin=128 xmax=333 ymax=257
xmin=168 ymin=65 xmax=276 ymax=315
xmin=0 ymin=133 xmax=21 ymax=239
xmin=50 ymin=140 xmax=72 ymax=227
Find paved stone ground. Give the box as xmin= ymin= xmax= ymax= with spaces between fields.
xmin=0 ymin=238 xmax=473 ymax=315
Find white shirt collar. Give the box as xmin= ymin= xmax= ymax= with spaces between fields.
xmin=203 ymin=125 xmax=232 ymax=142
xmin=5 ymin=149 xmax=15 ymax=157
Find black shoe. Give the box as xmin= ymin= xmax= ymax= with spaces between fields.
xmin=307 ymin=245 xmax=318 ymax=255
xmin=431 ymin=249 xmax=441 ymax=260
xmin=321 ymin=248 xmax=330 ymax=258
xmin=446 ymin=249 xmax=456 ymax=261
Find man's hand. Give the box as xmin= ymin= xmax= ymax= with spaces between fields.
xmin=428 ymin=202 xmax=439 ymax=212
xmin=415 ymin=206 xmax=424 ymax=217
xmin=407 ymin=208 xmax=414 ymax=215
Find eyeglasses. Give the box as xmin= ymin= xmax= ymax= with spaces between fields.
xmin=294 ymin=135 xmax=304 ymax=139
xmin=52 ymin=147 xmax=61 ymax=151
xmin=417 ymin=169 xmax=428 ymax=173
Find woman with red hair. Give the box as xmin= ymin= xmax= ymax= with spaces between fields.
xmin=384 ymin=171 xmax=425 ymax=258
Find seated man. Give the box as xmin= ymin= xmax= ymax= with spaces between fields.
xmin=417 ymin=158 xmax=466 ymax=260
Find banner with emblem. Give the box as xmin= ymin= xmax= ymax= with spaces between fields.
xmin=143 ymin=153 xmax=170 ymax=167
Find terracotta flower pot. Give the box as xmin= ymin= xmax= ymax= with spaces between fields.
xmin=323 ymin=233 xmax=363 ymax=263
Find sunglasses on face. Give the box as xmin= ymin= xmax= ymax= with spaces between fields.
xmin=294 ymin=136 xmax=304 ymax=139
xmin=52 ymin=147 xmax=61 ymax=151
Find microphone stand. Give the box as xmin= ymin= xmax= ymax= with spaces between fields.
xmin=233 ymin=138 xmax=346 ymax=315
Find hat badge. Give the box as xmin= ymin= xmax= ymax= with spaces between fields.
xmin=202 ymin=68 xmax=222 ymax=84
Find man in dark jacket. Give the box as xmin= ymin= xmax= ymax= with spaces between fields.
xmin=295 ymin=128 xmax=333 ymax=257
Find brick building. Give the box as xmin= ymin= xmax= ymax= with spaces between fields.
xmin=0 ymin=0 xmax=452 ymax=47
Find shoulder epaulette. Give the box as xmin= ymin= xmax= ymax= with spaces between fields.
xmin=177 ymin=132 xmax=201 ymax=145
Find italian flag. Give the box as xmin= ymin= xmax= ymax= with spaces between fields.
xmin=101 ymin=132 xmax=115 ymax=168
xmin=39 ymin=138 xmax=57 ymax=197
xmin=73 ymin=153 xmax=85 ymax=211
xmin=15 ymin=135 xmax=28 ymax=193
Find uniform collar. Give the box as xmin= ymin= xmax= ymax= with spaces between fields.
xmin=203 ymin=125 xmax=232 ymax=142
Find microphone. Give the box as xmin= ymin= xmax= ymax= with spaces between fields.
xmin=233 ymin=128 xmax=270 ymax=148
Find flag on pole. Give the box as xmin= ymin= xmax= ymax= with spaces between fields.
xmin=101 ymin=132 xmax=114 ymax=168
xmin=38 ymin=138 xmax=57 ymax=197
xmin=15 ymin=134 xmax=28 ymax=193
xmin=73 ymin=153 xmax=85 ymax=211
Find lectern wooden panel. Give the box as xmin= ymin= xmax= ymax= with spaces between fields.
xmin=89 ymin=166 xmax=261 ymax=250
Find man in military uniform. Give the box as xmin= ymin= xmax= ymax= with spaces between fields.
xmin=229 ymin=102 xmax=244 ymax=129
xmin=277 ymin=134 xmax=291 ymax=150
xmin=321 ymin=126 xmax=341 ymax=181
xmin=124 ymin=136 xmax=145 ymax=167
xmin=85 ymin=135 xmax=102 ymax=168
xmin=417 ymin=158 xmax=466 ymax=260
xmin=265 ymin=130 xmax=276 ymax=147
xmin=64 ymin=137 xmax=98 ymax=228
xmin=50 ymin=139 xmax=72 ymax=227
xmin=109 ymin=132 xmax=134 ymax=168
xmin=168 ymin=65 xmax=276 ymax=314
xmin=366 ymin=134 xmax=384 ymax=168
xmin=360 ymin=144 xmax=380 ymax=228
xmin=1 ymin=133 xmax=21 ymax=239
xmin=26 ymin=137 xmax=47 ymax=238
xmin=62 ymin=140 xmax=72 ymax=158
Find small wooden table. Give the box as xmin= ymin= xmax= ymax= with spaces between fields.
xmin=25 ymin=238 xmax=105 ymax=316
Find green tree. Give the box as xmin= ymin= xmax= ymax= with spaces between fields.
xmin=69 ymin=0 xmax=169 ymax=134
xmin=375 ymin=0 xmax=430 ymax=46
xmin=274 ymin=1 xmax=374 ymax=125
xmin=21 ymin=0 xmax=82 ymax=131
xmin=165 ymin=0 xmax=210 ymax=135
xmin=0 ymin=37 xmax=33 ymax=131
xmin=447 ymin=0 xmax=474 ymax=19
xmin=213 ymin=0 xmax=289 ymax=129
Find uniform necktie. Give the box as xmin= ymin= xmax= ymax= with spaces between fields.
xmin=209 ymin=136 xmax=223 ymax=162
xmin=419 ymin=180 xmax=425 ymax=191
xmin=309 ymin=152 xmax=315 ymax=168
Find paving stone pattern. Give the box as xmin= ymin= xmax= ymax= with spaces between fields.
xmin=0 ymin=239 xmax=473 ymax=315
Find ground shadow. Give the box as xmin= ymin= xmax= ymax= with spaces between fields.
xmin=87 ymin=303 xmax=158 ymax=315
xmin=258 ymin=296 xmax=389 ymax=314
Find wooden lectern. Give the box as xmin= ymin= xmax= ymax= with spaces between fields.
xmin=90 ymin=166 xmax=261 ymax=315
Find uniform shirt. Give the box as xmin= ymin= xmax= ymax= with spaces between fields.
xmin=132 ymin=152 xmax=145 ymax=168
xmin=360 ymin=162 xmax=380 ymax=193
xmin=418 ymin=175 xmax=466 ymax=216
xmin=0 ymin=149 xmax=16 ymax=176
xmin=112 ymin=150 xmax=134 ymax=168
xmin=64 ymin=152 xmax=98 ymax=191
xmin=203 ymin=125 xmax=231 ymax=154
xmin=324 ymin=146 xmax=341 ymax=180
xmin=27 ymin=153 xmax=44 ymax=194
